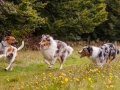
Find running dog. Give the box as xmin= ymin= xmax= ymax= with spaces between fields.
xmin=0 ymin=36 xmax=24 ymax=71
xmin=78 ymin=43 xmax=120 ymax=67
xmin=39 ymin=34 xmax=73 ymax=69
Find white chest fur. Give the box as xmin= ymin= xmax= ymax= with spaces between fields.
xmin=89 ymin=46 xmax=100 ymax=60
xmin=41 ymin=41 xmax=57 ymax=60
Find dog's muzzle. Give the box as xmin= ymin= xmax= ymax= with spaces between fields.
xmin=78 ymin=51 xmax=86 ymax=58
xmin=11 ymin=41 xmax=19 ymax=47
xmin=39 ymin=43 xmax=44 ymax=47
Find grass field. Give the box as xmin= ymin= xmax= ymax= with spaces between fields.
xmin=0 ymin=46 xmax=120 ymax=90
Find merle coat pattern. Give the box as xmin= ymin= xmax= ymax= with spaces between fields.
xmin=39 ymin=35 xmax=73 ymax=69
xmin=78 ymin=43 xmax=120 ymax=67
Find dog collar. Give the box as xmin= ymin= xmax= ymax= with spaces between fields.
xmin=1 ymin=42 xmax=7 ymax=47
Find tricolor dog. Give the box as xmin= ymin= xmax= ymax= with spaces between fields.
xmin=39 ymin=34 xmax=73 ymax=69
xmin=78 ymin=43 xmax=120 ymax=67
xmin=0 ymin=36 xmax=24 ymax=71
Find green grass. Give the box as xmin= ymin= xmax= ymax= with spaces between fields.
xmin=0 ymin=46 xmax=120 ymax=90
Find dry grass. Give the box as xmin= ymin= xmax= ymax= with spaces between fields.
xmin=0 ymin=46 xmax=120 ymax=90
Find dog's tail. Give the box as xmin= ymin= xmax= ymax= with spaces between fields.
xmin=117 ymin=49 xmax=120 ymax=54
xmin=67 ymin=46 xmax=74 ymax=56
xmin=17 ymin=41 xmax=24 ymax=51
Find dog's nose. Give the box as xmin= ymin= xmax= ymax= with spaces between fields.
xmin=78 ymin=51 xmax=81 ymax=54
xmin=15 ymin=41 xmax=19 ymax=44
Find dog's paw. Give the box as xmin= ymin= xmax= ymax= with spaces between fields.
xmin=59 ymin=65 xmax=63 ymax=70
xmin=0 ymin=55 xmax=3 ymax=58
xmin=10 ymin=68 xmax=13 ymax=71
xmin=59 ymin=67 xmax=63 ymax=70
xmin=49 ymin=65 xmax=53 ymax=68
xmin=4 ymin=68 xmax=8 ymax=71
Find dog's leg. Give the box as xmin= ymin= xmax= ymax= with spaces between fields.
xmin=0 ymin=54 xmax=6 ymax=58
xmin=5 ymin=57 xmax=15 ymax=71
xmin=49 ymin=58 xmax=57 ymax=68
xmin=5 ymin=56 xmax=15 ymax=71
xmin=44 ymin=59 xmax=52 ymax=68
xmin=9 ymin=64 xmax=13 ymax=71
xmin=58 ymin=58 xmax=62 ymax=69
xmin=5 ymin=49 xmax=17 ymax=71
xmin=6 ymin=55 xmax=14 ymax=71
xmin=108 ymin=56 xmax=113 ymax=64
xmin=60 ymin=63 xmax=63 ymax=70
xmin=44 ymin=59 xmax=50 ymax=65
xmin=6 ymin=60 xmax=13 ymax=71
xmin=0 ymin=47 xmax=8 ymax=58
xmin=59 ymin=52 xmax=68 ymax=70
xmin=51 ymin=57 xmax=57 ymax=65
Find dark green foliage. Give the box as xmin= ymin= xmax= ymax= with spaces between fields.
xmin=34 ymin=0 xmax=107 ymax=40
xmin=94 ymin=0 xmax=120 ymax=41
xmin=0 ymin=0 xmax=45 ymax=40
xmin=0 ymin=0 xmax=120 ymax=42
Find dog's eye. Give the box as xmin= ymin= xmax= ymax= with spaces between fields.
xmin=46 ymin=39 xmax=50 ymax=41
xmin=83 ymin=48 xmax=88 ymax=51
xmin=43 ymin=40 xmax=46 ymax=42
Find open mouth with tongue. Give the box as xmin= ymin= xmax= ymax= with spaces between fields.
xmin=78 ymin=48 xmax=90 ymax=58
xmin=78 ymin=51 xmax=87 ymax=58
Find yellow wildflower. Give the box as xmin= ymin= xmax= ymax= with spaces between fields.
xmin=61 ymin=73 xmax=66 ymax=76
xmin=61 ymin=81 xmax=64 ymax=84
xmin=26 ymin=84 xmax=29 ymax=87
xmin=44 ymin=85 xmax=47 ymax=89
xmin=90 ymin=69 xmax=92 ymax=72
xmin=65 ymin=78 xmax=69 ymax=82
xmin=110 ymin=85 xmax=114 ymax=88
xmin=68 ymin=70 xmax=71 ymax=73
xmin=6 ymin=78 xmax=9 ymax=82
xmin=48 ymin=73 xmax=52 ymax=77
xmin=41 ymin=86 xmax=44 ymax=88
xmin=51 ymin=83 xmax=54 ymax=85
xmin=109 ymin=75 xmax=113 ymax=80
xmin=36 ymin=82 xmax=38 ymax=85
xmin=35 ymin=76 xmax=38 ymax=79
xmin=59 ymin=75 xmax=63 ymax=78
xmin=42 ymin=72 xmax=45 ymax=75
xmin=108 ymin=79 xmax=112 ymax=84
xmin=21 ymin=82 xmax=24 ymax=85
xmin=76 ymin=78 xmax=79 ymax=82
xmin=36 ymin=87 xmax=39 ymax=90
xmin=106 ymin=85 xmax=109 ymax=88
xmin=53 ymin=78 xmax=56 ymax=80
xmin=49 ymin=73 xmax=52 ymax=75
xmin=43 ymin=77 xmax=46 ymax=80
xmin=21 ymin=86 xmax=24 ymax=89
xmin=88 ymin=77 xmax=92 ymax=83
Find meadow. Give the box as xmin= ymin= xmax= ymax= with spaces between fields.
xmin=0 ymin=46 xmax=120 ymax=90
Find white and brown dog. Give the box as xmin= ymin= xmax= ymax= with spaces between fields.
xmin=0 ymin=36 xmax=24 ymax=71
xmin=78 ymin=43 xmax=120 ymax=67
xmin=39 ymin=34 xmax=73 ymax=69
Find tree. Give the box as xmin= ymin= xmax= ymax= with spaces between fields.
xmin=35 ymin=0 xmax=107 ymax=40
xmin=94 ymin=0 xmax=120 ymax=41
xmin=0 ymin=0 xmax=45 ymax=39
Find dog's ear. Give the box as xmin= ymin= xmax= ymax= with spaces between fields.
xmin=3 ymin=36 xmax=10 ymax=41
xmin=41 ymin=34 xmax=45 ymax=38
xmin=87 ymin=46 xmax=93 ymax=55
xmin=46 ymin=35 xmax=50 ymax=38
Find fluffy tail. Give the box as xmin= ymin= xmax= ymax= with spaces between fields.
xmin=17 ymin=41 xmax=24 ymax=51
xmin=67 ymin=46 xmax=74 ymax=56
xmin=117 ymin=49 xmax=120 ymax=54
